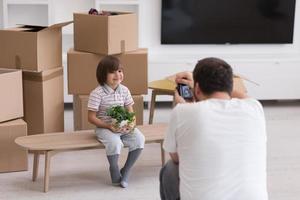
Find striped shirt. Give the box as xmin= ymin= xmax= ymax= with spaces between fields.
xmin=88 ymin=84 xmax=134 ymax=123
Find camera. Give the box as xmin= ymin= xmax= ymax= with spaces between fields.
xmin=177 ymin=83 xmax=193 ymax=99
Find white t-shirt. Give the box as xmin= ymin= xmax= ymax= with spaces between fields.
xmin=163 ymin=98 xmax=268 ymax=200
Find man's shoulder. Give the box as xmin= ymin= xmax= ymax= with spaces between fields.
xmin=230 ymin=98 xmax=264 ymax=117
xmin=173 ymin=103 xmax=201 ymax=116
xmin=238 ymin=98 xmax=263 ymax=108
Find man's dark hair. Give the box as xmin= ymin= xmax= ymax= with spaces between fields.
xmin=193 ymin=57 xmax=233 ymax=95
xmin=96 ymin=56 xmax=122 ymax=85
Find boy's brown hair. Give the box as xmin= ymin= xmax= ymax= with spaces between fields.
xmin=96 ymin=56 xmax=122 ymax=85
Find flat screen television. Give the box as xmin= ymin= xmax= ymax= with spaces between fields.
xmin=161 ymin=0 xmax=296 ymax=44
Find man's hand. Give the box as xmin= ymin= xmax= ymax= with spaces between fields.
xmin=174 ymin=89 xmax=186 ymax=104
xmin=174 ymin=84 xmax=195 ymax=104
xmin=175 ymin=71 xmax=194 ymax=88
xmin=169 ymin=152 xmax=179 ymax=164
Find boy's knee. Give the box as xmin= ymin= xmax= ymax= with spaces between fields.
xmin=136 ymin=132 xmax=145 ymax=146
xmin=131 ymin=132 xmax=145 ymax=150
xmin=107 ymin=139 xmax=123 ymax=155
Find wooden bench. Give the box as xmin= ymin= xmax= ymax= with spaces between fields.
xmin=15 ymin=123 xmax=167 ymax=192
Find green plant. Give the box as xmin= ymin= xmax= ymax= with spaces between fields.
xmin=106 ymin=106 xmax=135 ymax=126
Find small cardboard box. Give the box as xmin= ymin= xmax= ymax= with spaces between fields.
xmin=0 ymin=119 xmax=28 ymax=173
xmin=23 ymin=67 xmax=64 ymax=135
xmin=73 ymin=95 xmax=144 ymax=130
xmin=68 ymin=48 xmax=148 ymax=95
xmin=0 ymin=69 xmax=23 ymax=123
xmin=74 ymin=12 xmax=138 ymax=55
xmin=0 ymin=21 xmax=72 ymax=71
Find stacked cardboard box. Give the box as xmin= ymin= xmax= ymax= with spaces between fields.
xmin=0 ymin=22 xmax=71 ymax=135
xmin=70 ymin=11 xmax=147 ymax=130
xmin=0 ymin=69 xmax=27 ymax=172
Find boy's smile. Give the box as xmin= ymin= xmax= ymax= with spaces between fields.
xmin=106 ymin=69 xmax=124 ymax=90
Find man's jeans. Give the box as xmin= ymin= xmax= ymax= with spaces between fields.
xmin=159 ymin=160 xmax=180 ymax=200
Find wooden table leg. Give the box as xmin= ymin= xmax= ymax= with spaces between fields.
xmin=44 ymin=151 xmax=52 ymax=193
xmin=32 ymin=152 xmax=40 ymax=181
xmin=160 ymin=142 xmax=165 ymax=167
xmin=172 ymin=94 xmax=176 ymax=107
xmin=149 ymin=90 xmax=157 ymax=124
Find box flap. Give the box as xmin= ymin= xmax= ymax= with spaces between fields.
xmin=0 ymin=119 xmax=26 ymax=127
xmin=4 ymin=21 xmax=72 ymax=32
xmin=44 ymin=21 xmax=73 ymax=30
xmin=3 ymin=27 xmax=35 ymax=32
xmin=4 ymin=25 xmax=46 ymax=32
xmin=68 ymin=48 xmax=90 ymax=55
xmin=23 ymin=67 xmax=63 ymax=82
xmin=0 ymin=68 xmax=21 ymax=74
xmin=124 ymin=48 xmax=148 ymax=55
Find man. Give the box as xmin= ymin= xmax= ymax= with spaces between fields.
xmin=160 ymin=58 xmax=268 ymax=200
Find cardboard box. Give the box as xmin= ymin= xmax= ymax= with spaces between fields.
xmin=23 ymin=67 xmax=64 ymax=135
xmin=74 ymin=12 xmax=138 ymax=55
xmin=0 ymin=69 xmax=23 ymax=123
xmin=0 ymin=119 xmax=28 ymax=173
xmin=0 ymin=21 xmax=72 ymax=71
xmin=68 ymin=48 xmax=148 ymax=95
xmin=73 ymin=95 xmax=144 ymax=130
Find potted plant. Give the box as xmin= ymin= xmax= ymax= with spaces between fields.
xmin=106 ymin=105 xmax=135 ymax=132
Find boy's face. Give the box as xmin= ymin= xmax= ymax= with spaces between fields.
xmin=106 ymin=68 xmax=124 ymax=89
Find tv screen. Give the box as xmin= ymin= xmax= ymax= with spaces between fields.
xmin=161 ymin=0 xmax=296 ymax=44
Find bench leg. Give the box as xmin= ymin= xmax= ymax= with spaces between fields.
xmin=44 ymin=151 xmax=53 ymax=193
xmin=160 ymin=142 xmax=165 ymax=166
xmin=149 ymin=90 xmax=157 ymax=124
xmin=32 ymin=152 xmax=40 ymax=181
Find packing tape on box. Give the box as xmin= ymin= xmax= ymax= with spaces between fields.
xmin=23 ymin=68 xmax=63 ymax=82
xmin=121 ymin=40 xmax=125 ymax=53
xmin=15 ymin=55 xmax=22 ymax=69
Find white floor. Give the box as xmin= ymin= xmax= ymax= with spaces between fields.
xmin=1 ymin=101 xmax=300 ymax=200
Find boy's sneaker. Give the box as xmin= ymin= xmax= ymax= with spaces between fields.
xmin=120 ymin=180 xmax=128 ymax=188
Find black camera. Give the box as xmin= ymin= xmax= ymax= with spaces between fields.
xmin=177 ymin=83 xmax=193 ymax=99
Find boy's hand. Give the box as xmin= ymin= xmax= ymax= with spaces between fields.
xmin=118 ymin=117 xmax=136 ymax=134
xmin=108 ymin=124 xmax=121 ymax=133
xmin=121 ymin=121 xmax=136 ymax=134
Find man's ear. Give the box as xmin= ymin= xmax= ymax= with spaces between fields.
xmin=194 ymin=82 xmax=202 ymax=100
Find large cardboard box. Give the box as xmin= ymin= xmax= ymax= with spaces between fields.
xmin=0 ymin=119 xmax=27 ymax=173
xmin=68 ymin=48 xmax=148 ymax=95
xmin=23 ymin=67 xmax=64 ymax=135
xmin=0 ymin=21 xmax=72 ymax=71
xmin=74 ymin=12 xmax=138 ymax=55
xmin=73 ymin=95 xmax=144 ymax=130
xmin=0 ymin=69 xmax=23 ymax=123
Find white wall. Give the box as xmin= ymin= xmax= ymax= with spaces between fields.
xmin=0 ymin=0 xmax=3 ymax=28
xmin=140 ymin=0 xmax=300 ymax=101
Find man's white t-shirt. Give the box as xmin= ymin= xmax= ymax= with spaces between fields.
xmin=163 ymin=98 xmax=268 ymax=200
